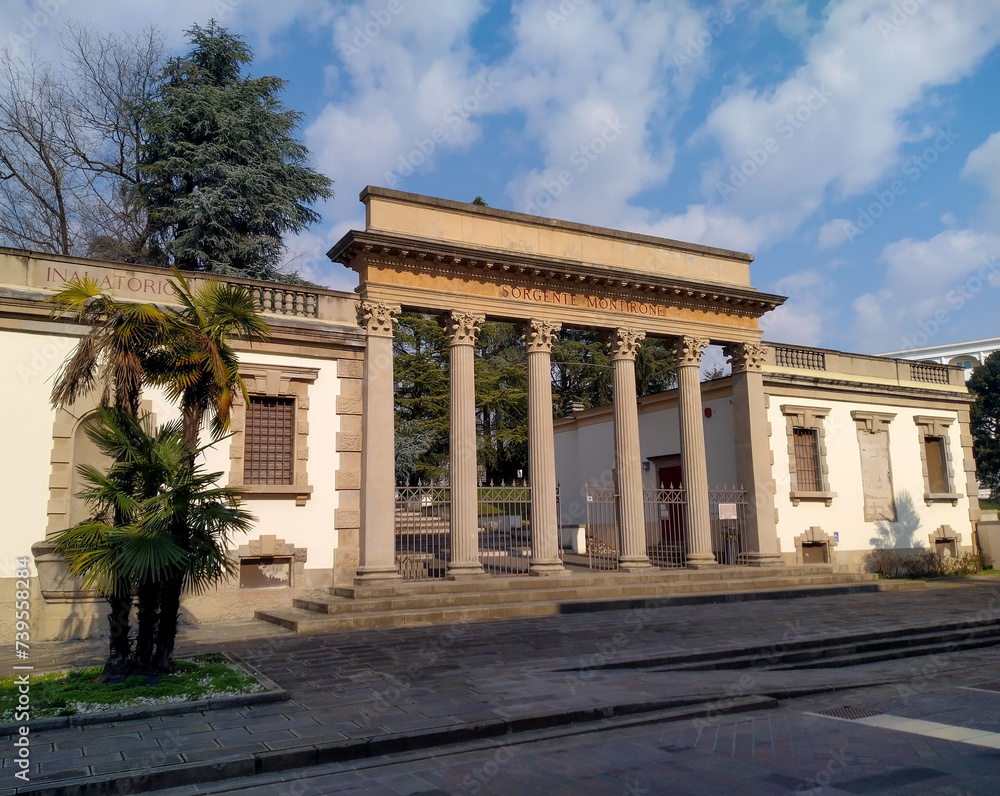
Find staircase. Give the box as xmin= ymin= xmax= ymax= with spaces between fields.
xmin=255 ymin=565 xmax=921 ymax=635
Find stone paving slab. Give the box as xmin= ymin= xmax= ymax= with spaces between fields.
xmin=2 ymin=580 xmax=999 ymax=795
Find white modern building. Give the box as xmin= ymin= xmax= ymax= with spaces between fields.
xmin=880 ymin=337 xmax=1000 ymax=379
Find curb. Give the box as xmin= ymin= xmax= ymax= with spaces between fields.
xmin=12 ymin=694 xmax=777 ymax=795
xmin=1 ymin=653 xmax=287 ymax=734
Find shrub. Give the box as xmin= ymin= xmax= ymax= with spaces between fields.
xmin=863 ymin=549 xmax=990 ymax=579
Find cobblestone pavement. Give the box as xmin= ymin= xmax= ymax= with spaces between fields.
xmin=146 ymin=654 xmax=1000 ymax=795
xmin=3 ymin=578 xmax=1000 ymax=795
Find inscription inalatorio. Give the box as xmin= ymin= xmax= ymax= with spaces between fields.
xmin=499 ymin=284 xmax=668 ymax=317
xmin=45 ymin=267 xmax=173 ymax=296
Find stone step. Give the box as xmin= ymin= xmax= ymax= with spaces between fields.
xmin=298 ymin=573 xmax=874 ymax=616
xmin=256 ymin=577 xmax=889 ymax=634
xmin=330 ymin=564 xmax=861 ymax=599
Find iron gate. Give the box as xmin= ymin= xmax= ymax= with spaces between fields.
xmin=395 ymin=483 xmax=450 ymax=580
xmin=478 ymin=481 xmax=532 ymax=576
xmin=584 ymin=484 xmax=748 ymax=571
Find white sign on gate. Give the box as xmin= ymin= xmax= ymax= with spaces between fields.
xmin=718 ymin=503 xmax=738 ymax=520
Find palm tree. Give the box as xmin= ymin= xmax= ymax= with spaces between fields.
xmin=52 ymin=408 xmax=187 ymax=681
xmin=53 ymin=408 xmax=254 ymax=675
xmin=148 ymin=269 xmax=269 ymax=452
xmin=142 ymin=268 xmax=269 ymax=670
xmin=49 ymin=278 xmax=167 ymax=679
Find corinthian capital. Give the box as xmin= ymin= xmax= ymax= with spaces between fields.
xmin=358 ymin=300 xmax=401 ymax=337
xmin=673 ymin=335 xmax=709 ymax=367
xmin=723 ymin=341 xmax=767 ymax=373
xmin=522 ymin=319 xmax=561 ymax=354
xmin=442 ymin=311 xmax=485 ymax=345
xmin=606 ymin=327 xmax=646 ymax=361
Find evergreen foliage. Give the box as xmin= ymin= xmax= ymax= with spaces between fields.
xmin=391 ymin=313 xmax=676 ymax=484
xmin=139 ymin=22 xmax=333 ymax=280
xmin=970 ymin=351 xmax=1000 ymax=499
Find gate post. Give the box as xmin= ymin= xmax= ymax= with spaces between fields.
xmin=674 ymin=335 xmax=717 ymax=568
xmin=356 ymin=301 xmax=403 ymax=583
xmin=609 ymin=328 xmax=652 ymax=571
xmin=725 ymin=342 xmax=783 ymax=566
xmin=443 ymin=311 xmax=487 ymax=578
xmin=524 ymin=319 xmax=569 ymax=576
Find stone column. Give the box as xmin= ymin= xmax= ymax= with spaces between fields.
xmin=356 ymin=300 xmax=402 ymax=583
xmin=523 ymin=319 xmax=569 ymax=576
xmin=724 ymin=342 xmax=783 ymax=566
xmin=608 ymin=327 xmax=651 ymax=572
xmin=443 ymin=311 xmax=487 ymax=578
xmin=674 ymin=335 xmax=717 ymax=568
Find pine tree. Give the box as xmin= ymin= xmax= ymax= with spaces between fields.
xmin=139 ymin=21 xmax=333 ymax=280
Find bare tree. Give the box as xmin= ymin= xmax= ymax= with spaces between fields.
xmin=0 ymin=25 xmax=165 ymax=260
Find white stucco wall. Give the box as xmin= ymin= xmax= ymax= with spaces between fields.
xmin=1 ymin=330 xmax=343 ymax=581
xmin=554 ymin=387 xmax=739 ymax=522
xmin=2 ymin=329 xmax=77 ymax=576
xmin=767 ymin=395 xmax=973 ymax=560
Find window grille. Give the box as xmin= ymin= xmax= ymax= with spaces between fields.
xmin=792 ymin=428 xmax=822 ymax=491
xmin=246 ymin=396 xmax=295 ymax=485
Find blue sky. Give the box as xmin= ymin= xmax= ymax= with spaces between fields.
xmin=11 ymin=0 xmax=1000 ymax=354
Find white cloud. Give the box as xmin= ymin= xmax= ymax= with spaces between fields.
xmin=760 ymin=270 xmax=834 ymax=346
xmin=499 ymin=0 xmax=706 ymax=225
xmin=850 ymin=229 xmax=1000 ymax=350
xmin=961 ymin=129 xmax=1000 ymax=220
xmin=817 ymin=218 xmax=855 ymax=249
xmin=655 ymin=0 xmax=1000 ymax=251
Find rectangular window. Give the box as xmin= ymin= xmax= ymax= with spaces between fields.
xmin=245 ymin=396 xmax=295 ymax=485
xmin=792 ymin=428 xmax=822 ymax=491
xmin=923 ymin=436 xmax=949 ymax=493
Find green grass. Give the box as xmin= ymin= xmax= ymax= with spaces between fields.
xmin=980 ymin=499 xmax=999 ymax=511
xmin=0 ymin=653 xmax=265 ymax=722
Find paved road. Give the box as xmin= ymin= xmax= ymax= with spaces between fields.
xmin=3 ymin=578 xmax=1000 ymax=795
xmin=148 ymin=648 xmax=1000 ymax=795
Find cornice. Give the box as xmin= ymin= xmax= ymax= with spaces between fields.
xmin=328 ymin=230 xmax=786 ymax=319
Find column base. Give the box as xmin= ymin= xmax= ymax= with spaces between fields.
xmin=685 ymin=553 xmax=719 ymax=569
xmin=446 ymin=561 xmax=487 ymax=579
xmin=529 ymin=558 xmax=571 ymax=576
xmin=354 ymin=566 xmax=402 ymax=584
xmin=738 ymin=551 xmax=785 ymax=568
xmin=619 ymin=556 xmax=652 ymax=572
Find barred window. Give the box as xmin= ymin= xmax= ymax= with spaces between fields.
xmin=245 ymin=396 xmax=295 ymax=485
xmin=792 ymin=428 xmax=822 ymax=492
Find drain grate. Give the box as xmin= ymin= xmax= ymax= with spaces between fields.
xmin=812 ymin=706 xmax=881 ymax=720
xmin=970 ymin=681 xmax=1000 ymax=692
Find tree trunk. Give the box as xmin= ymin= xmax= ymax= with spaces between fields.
xmin=132 ymin=578 xmax=160 ymax=673
xmin=150 ymin=574 xmax=183 ymax=674
xmin=100 ymin=593 xmax=132 ymax=682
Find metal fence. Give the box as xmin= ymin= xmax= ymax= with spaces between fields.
xmin=478 ymin=481 xmax=533 ymax=576
xmin=394 ymin=481 xmax=539 ymax=579
xmin=585 ymin=485 xmax=620 ymax=570
xmin=708 ymin=487 xmax=749 ymax=565
xmin=584 ymin=484 xmax=749 ymax=570
xmin=395 ymin=483 xmax=450 ymax=580
xmin=643 ymin=485 xmax=687 ymax=568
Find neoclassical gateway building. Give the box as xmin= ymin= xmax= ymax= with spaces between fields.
xmin=0 ymin=188 xmax=982 ymax=639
